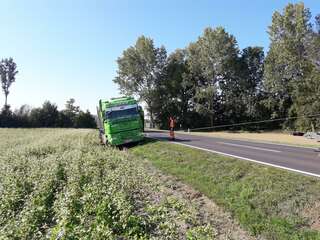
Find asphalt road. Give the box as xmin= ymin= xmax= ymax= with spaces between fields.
xmin=146 ymin=130 xmax=320 ymax=177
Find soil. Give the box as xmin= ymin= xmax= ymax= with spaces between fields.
xmin=303 ymin=201 xmax=320 ymax=231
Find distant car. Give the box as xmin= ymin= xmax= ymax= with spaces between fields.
xmin=292 ymin=131 xmax=304 ymax=136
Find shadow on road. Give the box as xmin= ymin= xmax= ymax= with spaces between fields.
xmin=147 ymin=135 xmax=192 ymax=142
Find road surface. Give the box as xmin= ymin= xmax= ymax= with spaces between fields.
xmin=146 ymin=130 xmax=320 ymax=177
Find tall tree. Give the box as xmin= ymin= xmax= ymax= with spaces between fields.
xmin=240 ymin=47 xmax=267 ymax=121
xmin=307 ymin=14 xmax=320 ymax=71
xmin=65 ymin=98 xmax=80 ymax=114
xmin=62 ymin=98 xmax=80 ymax=127
xmin=264 ymin=3 xmax=313 ymax=122
xmin=153 ymin=49 xmax=194 ymax=128
xmin=187 ymin=27 xmax=240 ymax=126
xmin=114 ymin=36 xmax=167 ymax=126
xmin=294 ymin=14 xmax=320 ymax=130
xmin=0 ymin=58 xmax=18 ymax=107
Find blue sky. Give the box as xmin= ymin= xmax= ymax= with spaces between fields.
xmin=0 ymin=0 xmax=319 ymax=113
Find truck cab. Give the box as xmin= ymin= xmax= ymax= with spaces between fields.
xmin=97 ymin=97 xmax=144 ymax=145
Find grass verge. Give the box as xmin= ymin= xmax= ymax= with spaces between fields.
xmin=131 ymin=139 xmax=320 ymax=239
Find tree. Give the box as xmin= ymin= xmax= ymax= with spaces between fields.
xmin=152 ymin=49 xmax=194 ymax=129
xmin=30 ymin=101 xmax=59 ymax=127
xmin=307 ymin=14 xmax=320 ymax=71
xmin=111 ymin=3 xmax=319 ymax=131
xmin=187 ymin=27 xmax=241 ymax=127
xmin=14 ymin=104 xmax=32 ymax=127
xmin=293 ymin=67 xmax=320 ymax=130
xmin=240 ymin=47 xmax=268 ymax=122
xmin=62 ymin=98 xmax=80 ymax=127
xmin=114 ymin=36 xmax=167 ymax=126
xmin=14 ymin=104 xmax=32 ymax=117
xmin=65 ymin=98 xmax=80 ymax=115
xmin=293 ymin=14 xmax=320 ymax=130
xmin=57 ymin=111 xmax=73 ymax=128
xmin=74 ymin=110 xmax=96 ymax=128
xmin=0 ymin=58 xmax=18 ymax=107
xmin=0 ymin=105 xmax=14 ymax=127
xmin=194 ymin=86 xmax=219 ymax=127
xmin=264 ymin=3 xmax=313 ymax=122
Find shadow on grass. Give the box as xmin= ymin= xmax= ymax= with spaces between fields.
xmin=120 ymin=136 xmax=192 ymax=150
xmin=118 ymin=138 xmax=158 ymax=150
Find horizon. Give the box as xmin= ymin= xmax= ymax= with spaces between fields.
xmin=0 ymin=0 xmax=319 ymax=113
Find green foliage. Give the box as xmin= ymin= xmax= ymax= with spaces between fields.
xmin=113 ymin=3 xmax=319 ymax=131
xmin=114 ymin=36 xmax=167 ymax=126
xmin=240 ymin=47 xmax=268 ymax=123
xmin=186 ymin=225 xmax=216 ymax=240
xmin=74 ymin=110 xmax=96 ymax=128
xmin=152 ymin=49 xmax=195 ymax=129
xmin=293 ymin=67 xmax=320 ymax=130
xmin=0 ymin=99 xmax=96 ymax=128
xmin=61 ymin=98 xmax=80 ymax=127
xmin=114 ymin=27 xmax=270 ymax=130
xmin=264 ymin=3 xmax=319 ymax=130
xmin=194 ymin=86 xmax=219 ymax=127
xmin=0 ymin=58 xmax=18 ymax=107
xmin=30 ymin=101 xmax=60 ymax=127
xmin=188 ymin=27 xmax=242 ymax=127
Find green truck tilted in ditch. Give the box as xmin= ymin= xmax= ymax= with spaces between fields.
xmin=97 ymin=97 xmax=144 ymax=146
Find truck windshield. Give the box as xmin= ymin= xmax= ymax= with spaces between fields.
xmin=106 ymin=107 xmax=139 ymax=120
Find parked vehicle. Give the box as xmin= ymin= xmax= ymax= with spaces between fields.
xmin=97 ymin=97 xmax=144 ymax=145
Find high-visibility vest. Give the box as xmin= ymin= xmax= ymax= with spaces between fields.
xmin=169 ymin=118 xmax=175 ymax=128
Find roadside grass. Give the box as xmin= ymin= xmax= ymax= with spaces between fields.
xmin=176 ymin=130 xmax=319 ymax=148
xmin=131 ymin=139 xmax=320 ymax=239
xmin=0 ymin=129 xmax=219 ymax=239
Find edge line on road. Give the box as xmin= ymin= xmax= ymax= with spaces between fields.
xmin=217 ymin=141 xmax=282 ymax=153
xmin=148 ymin=130 xmax=318 ymax=150
xmin=176 ymin=132 xmax=319 ymax=150
xmin=146 ymin=135 xmax=320 ymax=178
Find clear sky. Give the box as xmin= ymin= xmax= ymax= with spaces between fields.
xmin=0 ymin=0 xmax=319 ymax=113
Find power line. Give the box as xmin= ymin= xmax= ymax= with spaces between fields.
xmin=188 ymin=113 xmax=320 ymax=132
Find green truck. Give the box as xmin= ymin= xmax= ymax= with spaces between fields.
xmin=97 ymin=97 xmax=144 ymax=146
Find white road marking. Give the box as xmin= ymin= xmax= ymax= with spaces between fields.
xmin=173 ymin=130 xmax=318 ymax=150
xmin=217 ymin=142 xmax=281 ymax=153
xmin=146 ymin=135 xmax=320 ymax=178
xmin=171 ymin=141 xmax=320 ymax=178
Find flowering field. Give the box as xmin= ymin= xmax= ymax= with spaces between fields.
xmin=0 ymin=129 xmax=223 ymax=240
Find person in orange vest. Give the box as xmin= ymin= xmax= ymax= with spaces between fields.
xmin=169 ymin=117 xmax=175 ymax=140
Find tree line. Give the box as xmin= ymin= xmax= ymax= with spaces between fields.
xmin=114 ymin=2 xmax=320 ymax=131
xmin=0 ymin=58 xmax=96 ymax=128
xmin=0 ymin=98 xmax=96 ymax=128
